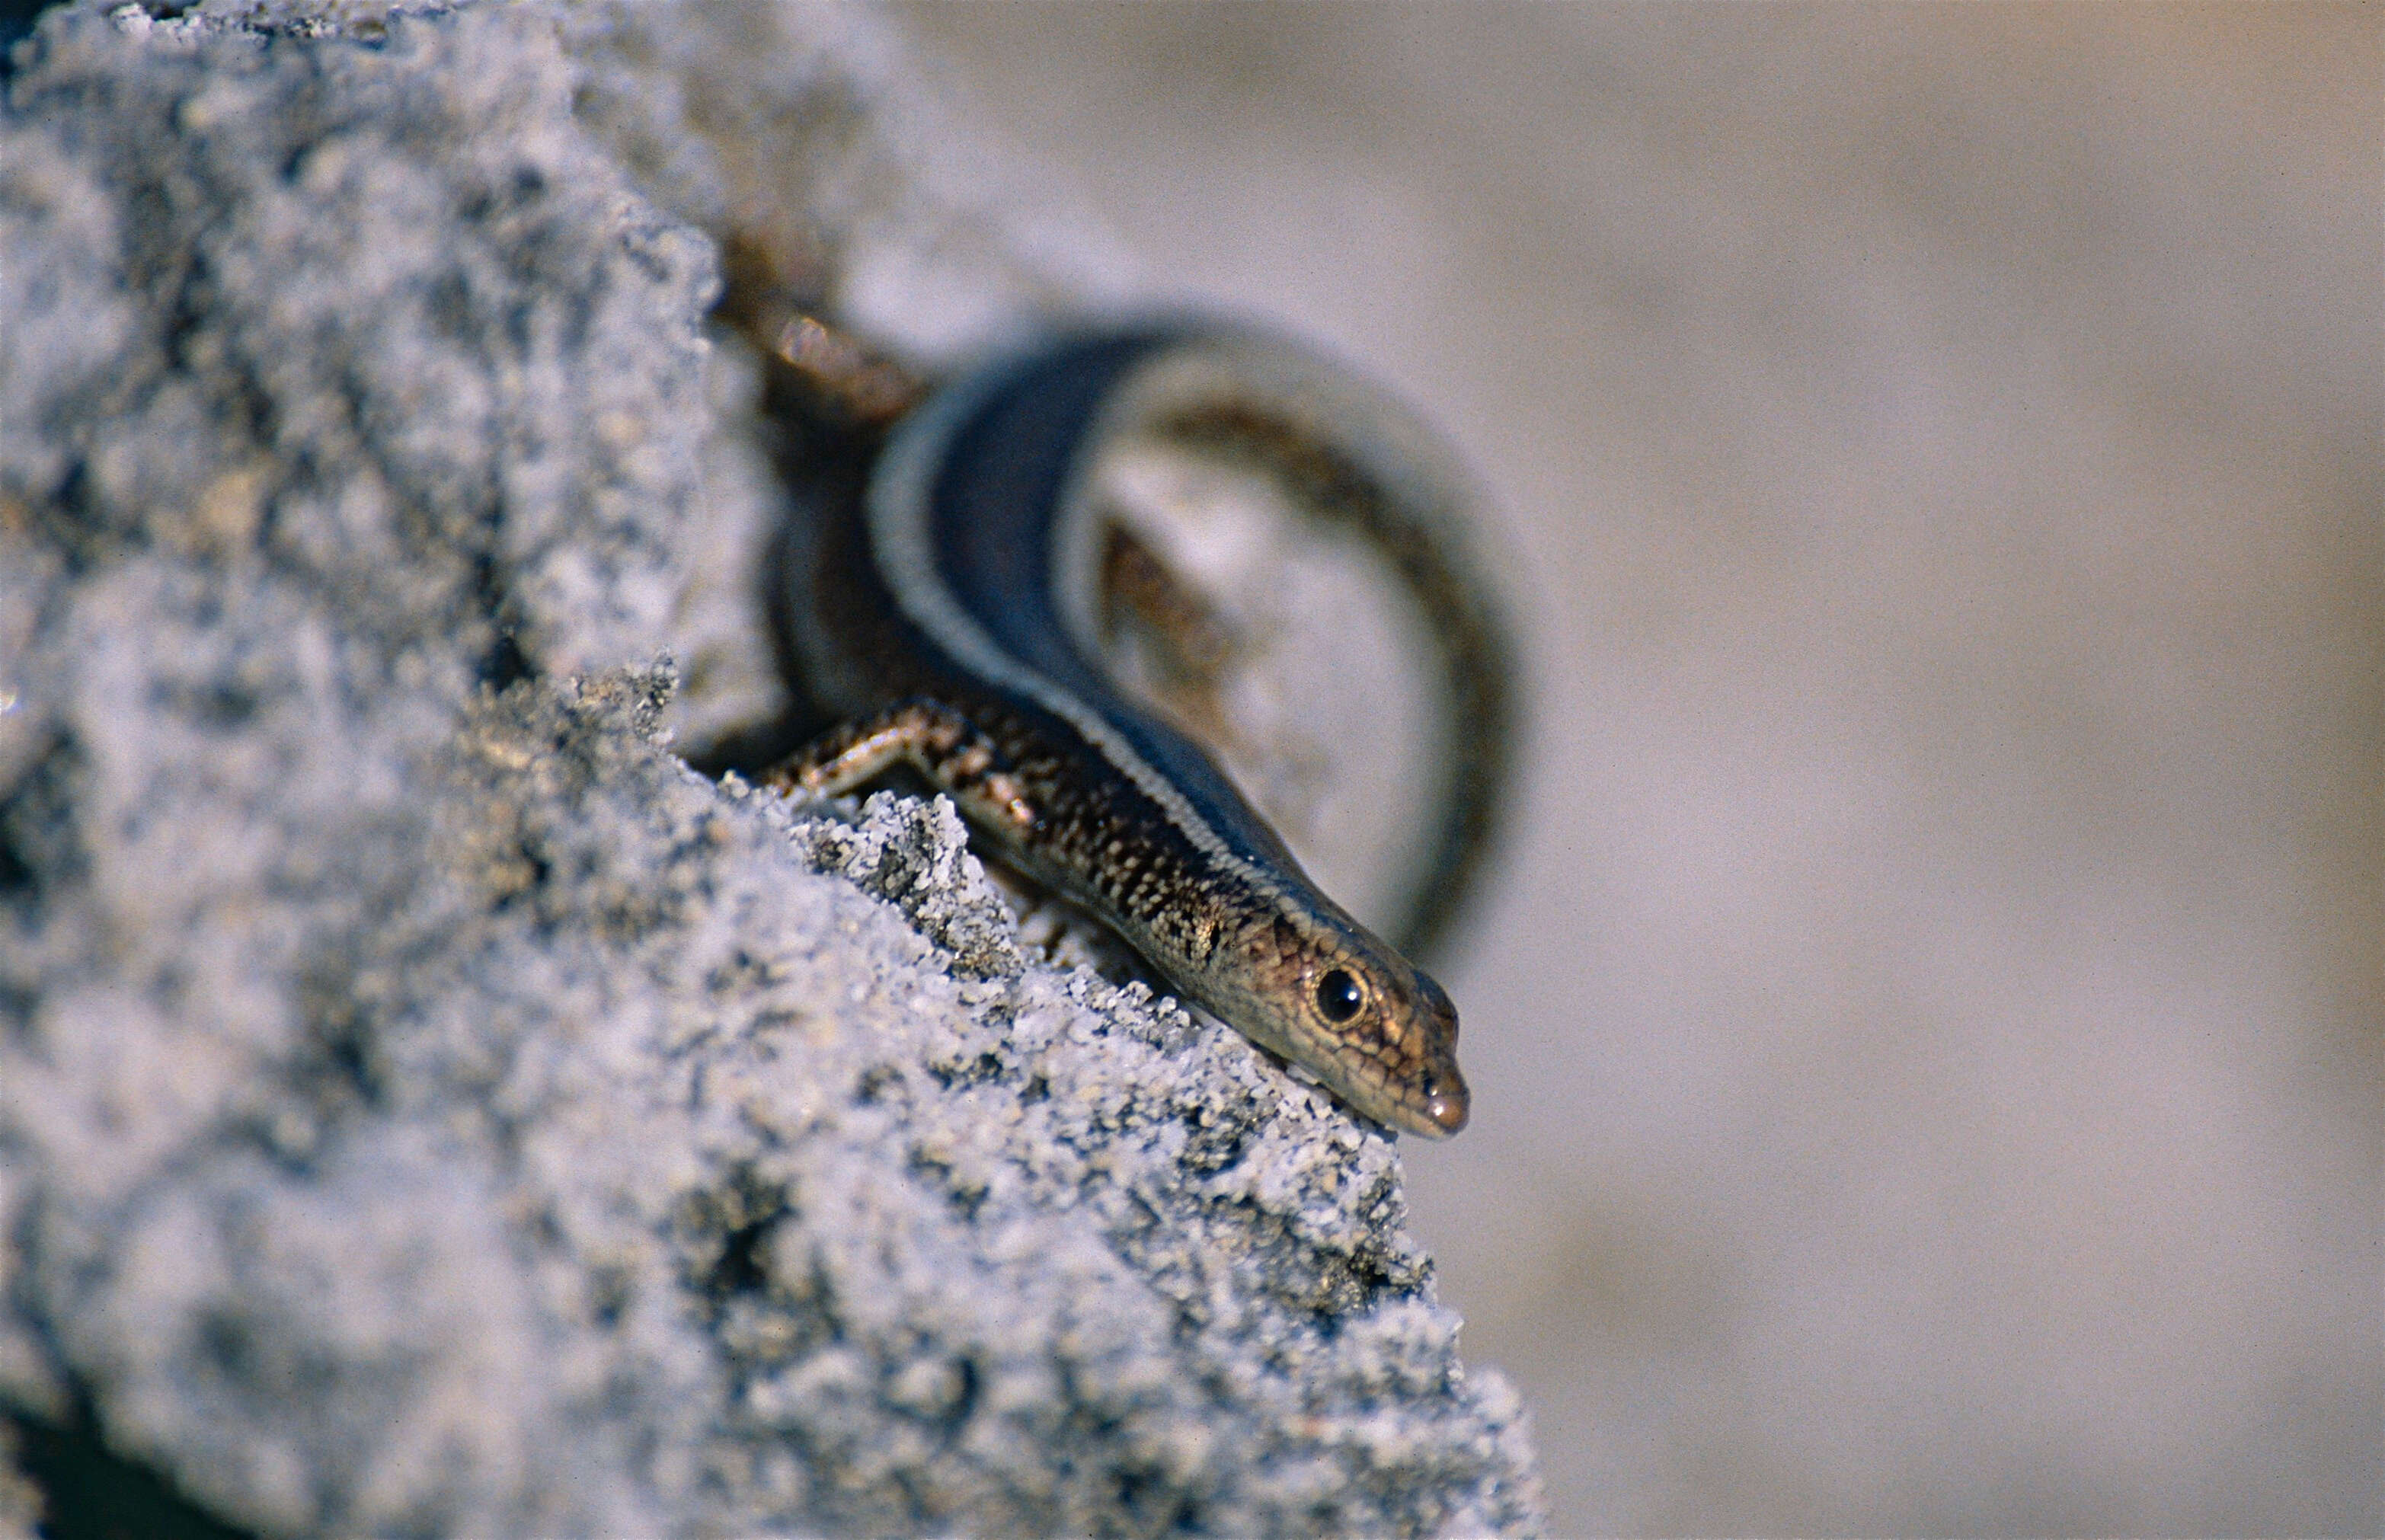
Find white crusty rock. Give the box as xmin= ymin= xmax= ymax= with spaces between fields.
xmin=0 ymin=2 xmax=1543 ymax=1535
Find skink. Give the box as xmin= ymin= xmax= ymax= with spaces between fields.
xmin=738 ymin=308 xmax=1509 ymax=1139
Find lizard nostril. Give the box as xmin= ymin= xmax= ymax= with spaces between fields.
xmin=1422 ymin=1077 xmax=1469 ymax=1134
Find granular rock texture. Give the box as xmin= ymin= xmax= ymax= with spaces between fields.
xmin=0 ymin=2 xmax=1543 ymax=1535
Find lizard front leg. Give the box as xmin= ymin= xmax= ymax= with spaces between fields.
xmin=762 ymin=698 xmax=1037 ymax=836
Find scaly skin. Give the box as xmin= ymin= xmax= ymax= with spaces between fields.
xmin=748 ymin=314 xmax=1491 ymax=1138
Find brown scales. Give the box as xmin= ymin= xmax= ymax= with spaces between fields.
xmin=717 ymin=276 xmax=1484 ymax=1138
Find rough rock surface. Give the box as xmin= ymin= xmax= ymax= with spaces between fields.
xmin=0 ymin=2 xmax=1543 ymax=1535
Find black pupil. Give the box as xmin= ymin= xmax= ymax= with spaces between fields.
xmin=1316 ymin=970 xmax=1362 ymax=1022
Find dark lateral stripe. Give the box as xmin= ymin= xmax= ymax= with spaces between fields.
xmin=866 ymin=332 xmax=1310 ymax=902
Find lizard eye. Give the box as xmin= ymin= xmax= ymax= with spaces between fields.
xmin=1315 ymin=968 xmax=1364 ymax=1023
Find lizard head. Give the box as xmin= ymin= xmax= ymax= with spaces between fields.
xmin=1216 ymin=901 xmax=1470 ymax=1139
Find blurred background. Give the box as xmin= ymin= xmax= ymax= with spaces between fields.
xmin=887 ymin=7 xmax=2378 ymax=1536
